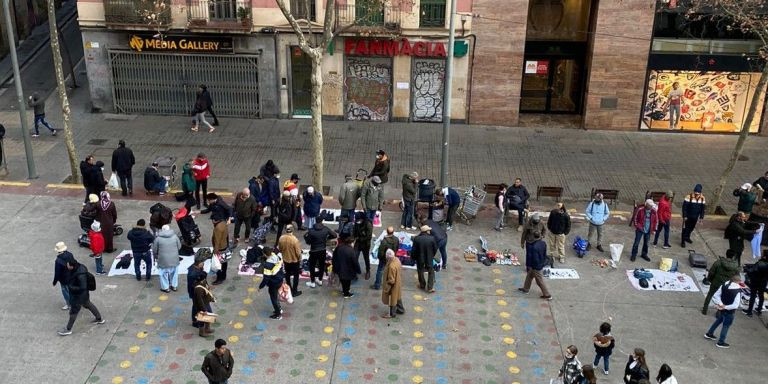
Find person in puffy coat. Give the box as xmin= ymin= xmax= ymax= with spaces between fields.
xmin=53 ymin=242 xmax=75 ymax=310
xmin=332 ymin=236 xmax=361 ymax=298
xmin=192 ymin=153 xmax=210 ymax=210
xmin=181 ymin=160 xmax=196 ymax=203
xmin=653 ymin=192 xmax=673 ymax=248
xmin=302 ymin=186 xmax=324 ymax=230
xmin=630 ymin=199 xmax=658 ymax=262
xmin=58 ymin=258 xmax=106 ymax=336
xmin=361 ymin=176 xmax=384 ymax=221
xmin=153 ymin=225 xmax=181 ymax=293
xmin=369 ymin=149 xmax=390 ymax=184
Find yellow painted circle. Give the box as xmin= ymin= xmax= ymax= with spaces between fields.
xmin=330 ymin=290 xmax=340 ymax=297
xmin=326 ymin=314 xmax=336 ymax=320
xmin=119 ymin=360 xmax=132 ymax=369
xmin=492 ymin=268 xmax=502 ymax=274
xmin=252 ymin=276 xmax=260 ymax=282
xmin=315 ymin=370 xmax=327 ymax=378
xmin=413 ymin=331 xmax=424 ymax=338
xmin=238 ymin=310 xmax=248 ymax=317
xmin=512 ymin=382 xmax=521 ymax=384
xmin=496 ymin=289 xmax=506 ymax=295
xmin=503 ymin=337 xmax=515 ymax=345
xmin=228 ymin=335 xmax=239 ymax=343
xmin=150 ymin=306 xmax=162 ymax=313
xmin=111 ymin=377 xmax=124 ymax=384
xmin=323 ymin=326 xmax=334 ymax=334
xmin=144 ymin=319 xmax=155 ymax=325
xmin=413 ymin=294 xmax=423 ymax=300
xmin=317 ymin=354 xmax=329 ymax=362
xmin=413 ymin=318 xmax=423 ymax=325
xmin=493 ymin=278 xmax=503 ymax=284
xmin=412 ymin=374 xmax=424 ymax=383
xmin=136 ymin=331 xmax=148 ymax=339
xmin=243 ymin=298 xmax=253 ymax=305
xmin=413 ymin=306 xmax=423 ymax=313
xmin=233 ymin=322 xmax=244 ymax=329
xmin=329 ymin=301 xmax=338 ymax=308
xmin=247 ymin=287 xmax=256 ymax=293
xmin=412 ymin=360 xmax=423 ymax=368
xmin=128 ymin=346 xmax=140 ymax=354
xmin=497 ymin=300 xmax=508 ymax=306
xmin=412 ymin=345 xmax=424 ymax=353
xmin=506 ymin=351 xmax=518 ymax=359
xmin=501 ymin=324 xmax=512 ymax=331
xmin=499 ymin=311 xmax=511 ymax=318
xmin=508 ymin=366 xmax=520 ymax=374
xmin=320 ymin=340 xmax=331 ymax=348
xmin=158 ymin=295 xmax=168 ymax=301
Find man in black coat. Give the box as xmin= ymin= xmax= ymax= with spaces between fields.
xmin=53 ymin=242 xmax=75 ymax=310
xmin=187 ymin=256 xmax=207 ymax=325
xmin=199 ymin=84 xmax=219 ymax=126
xmin=144 ymin=162 xmax=167 ymax=195
xmin=411 ymin=225 xmax=438 ymax=293
xmin=127 ymin=219 xmax=154 ymax=281
xmin=80 ymin=155 xmax=95 ymax=203
xmin=724 ymin=211 xmax=756 ymax=266
xmin=58 ymin=259 xmax=106 ymax=336
xmin=505 ymin=178 xmax=530 ymax=231
xmin=111 ymin=140 xmax=136 ymax=196
xmin=304 ymin=222 xmax=337 ymax=288
xmin=332 ymin=236 xmax=360 ymax=298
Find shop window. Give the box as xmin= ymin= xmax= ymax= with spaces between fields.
xmin=420 ymin=0 xmax=446 ymax=28
xmin=654 ymin=11 xmax=756 ymax=40
xmin=641 ymin=70 xmax=765 ymax=133
xmin=526 ymin=0 xmax=592 ymax=42
xmin=291 ymin=0 xmax=316 ymax=22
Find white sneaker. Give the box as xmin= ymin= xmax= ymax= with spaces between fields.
xmin=306 ymin=281 xmax=316 ymax=288
xmin=61 ymin=305 xmax=70 ymax=311
xmin=317 ymin=280 xmax=323 ymax=286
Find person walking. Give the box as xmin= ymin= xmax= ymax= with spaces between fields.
xmin=592 ymin=322 xmax=615 ymax=375
xmin=655 ymin=364 xmax=678 ymax=384
xmin=80 ymin=155 xmax=95 ymax=203
xmin=518 ymin=231 xmax=552 ymax=300
xmin=354 ymin=213 xmax=374 ymax=280
xmin=258 ymin=247 xmax=284 ymax=319
xmin=733 ymin=183 xmax=757 ymax=215
xmin=188 ymin=253 xmax=207 ymax=326
xmin=493 ymin=183 xmax=507 ymax=231
xmin=623 ymin=348 xmax=650 ymax=384
xmin=193 ymin=273 xmax=215 ymax=336
xmin=181 ymin=160 xmax=197 ymax=203
xmin=704 ymin=273 xmax=743 ymax=348
xmin=153 ymin=224 xmax=181 ymax=293
xmin=411 ymin=225 xmax=438 ymax=293
xmin=743 ymin=250 xmax=768 ymax=317
xmin=681 ymin=184 xmax=706 ymax=248
xmin=522 ymin=212 xmax=547 ymax=262
xmin=201 ymin=339 xmax=233 ymax=384
xmin=361 ymin=176 xmax=384 ymax=222
xmin=653 ymin=191 xmax=673 ymax=248
xmin=233 ymin=188 xmax=257 ymax=245
xmin=193 ymin=153 xmax=211 ymax=211
xmin=53 ymin=242 xmax=75 ymax=311
xmin=586 ymin=193 xmax=610 ymax=252
xmin=369 ymin=149 xmax=391 ymax=184
xmin=332 ymin=235 xmax=361 ymax=298
xmin=558 ymin=345 xmax=583 ymax=384
xmin=338 ymin=174 xmax=360 ymax=229
xmin=97 ymin=191 xmax=118 ymax=253
xmin=724 ymin=211 xmax=756 ymax=266
xmin=701 ymin=249 xmax=740 ymax=315
xmin=304 ymin=221 xmax=337 ymax=288
xmin=372 ymin=226 xmax=399 ymax=290
xmin=199 ymin=85 xmax=220 ymax=126
xmin=110 ymin=140 xmax=135 ymax=196
xmin=274 ymin=191 xmax=295 ymax=247
xmin=88 ymin=221 xmax=106 ymax=275
xmin=401 ymin=172 xmax=418 ymax=230
xmin=381 ymin=249 xmax=405 ymax=318
xmin=505 ymin=178 xmax=530 ymax=232
xmin=191 ymin=86 xmax=215 ymax=133
xmin=422 ymin=214 xmax=448 ymax=270
xmin=127 ymin=219 xmax=154 ymax=281
xmin=58 ymin=258 xmax=106 ymax=335
xmin=302 ymin=186 xmax=324 ymax=230
xmin=631 ymin=199 xmax=658 ymax=262
xmin=547 ymin=203 xmax=571 ymax=263
xmin=278 ymin=224 xmax=303 ymax=297
xmin=27 ymin=92 xmax=57 ymax=137
xmin=143 ymin=161 xmax=168 ymax=195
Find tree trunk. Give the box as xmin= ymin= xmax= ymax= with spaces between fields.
xmin=47 ymin=0 xmax=79 ymax=184
xmin=708 ymin=65 xmax=768 ymax=214
xmin=310 ymin=51 xmax=324 ymax=190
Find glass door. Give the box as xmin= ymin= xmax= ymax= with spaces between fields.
xmin=290 ymin=46 xmax=312 ymax=116
xmin=520 ymin=57 xmax=581 ymax=113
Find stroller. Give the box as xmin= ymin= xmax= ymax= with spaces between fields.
xmin=150 ymin=203 xmax=173 ymax=235
xmin=77 ymin=215 xmax=123 ymax=248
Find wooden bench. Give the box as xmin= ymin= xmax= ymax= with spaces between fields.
xmin=483 ymin=183 xmax=504 ymax=195
xmin=591 ymin=188 xmax=619 ymax=206
xmin=645 ymin=190 xmax=674 ymax=203
xmin=536 ymin=186 xmax=563 ymax=202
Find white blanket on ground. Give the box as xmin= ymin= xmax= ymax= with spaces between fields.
xmin=321 ymin=209 xmax=382 ymax=227
xmin=545 ymin=268 xmax=580 ymax=279
xmin=107 ymin=249 xmax=212 ymax=277
xmin=625 ymin=269 xmax=699 ymax=292
xmin=370 ymin=230 xmax=418 ymax=269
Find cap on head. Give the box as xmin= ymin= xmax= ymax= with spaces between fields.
xmin=645 ymin=198 xmax=655 ymax=207
xmin=161 ymin=224 xmax=170 ymax=231
xmin=152 ymin=162 xmax=159 ymax=167
xmin=214 ymin=338 xmax=226 ymax=349
xmin=290 ymin=173 xmax=300 ymax=181
xmin=741 ymin=182 xmax=752 ymax=190
xmin=89 ymin=194 xmax=99 ymax=203
xmin=420 ymin=225 xmax=431 ymax=233
xmin=55 ymin=242 xmax=67 ymax=253
xmin=137 ymin=219 xmax=146 ymax=227
xmin=91 ymin=221 xmax=102 ymax=232
xmin=371 ymin=176 xmax=382 ymax=184
xmin=286 ymin=224 xmax=294 ymax=233
xmin=694 ymin=184 xmax=703 ymax=193
xmin=307 ymin=186 xmax=315 ymax=194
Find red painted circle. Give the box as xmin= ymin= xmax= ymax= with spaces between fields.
xmin=169 ymin=362 xmax=180 ymax=370
xmin=175 ymin=348 xmax=186 ymax=355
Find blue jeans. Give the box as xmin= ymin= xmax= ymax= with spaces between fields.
xmin=133 ymin=251 xmax=152 ymax=280
xmin=94 ymin=254 xmax=104 ymax=273
xmin=304 ymin=215 xmax=317 ymax=230
xmin=401 ymin=200 xmax=415 ymax=228
xmin=60 ymin=285 xmax=71 ymax=306
xmin=437 ymin=237 xmax=448 ymax=267
xmin=707 ymin=310 xmax=734 ymax=343
xmin=159 ymin=266 xmax=179 ymax=290
xmin=653 ymin=221 xmax=670 ymax=246
xmin=373 ymin=259 xmax=386 ymax=289
xmin=593 ymin=353 xmax=610 ymax=371
xmin=33 ymin=114 xmax=55 ymax=134
xmin=151 ymin=180 xmax=167 ymax=193
xmin=366 ymin=209 xmax=377 ymax=222
xmin=630 ymin=230 xmax=650 ymax=259
xmin=669 ymin=103 xmax=681 ymax=127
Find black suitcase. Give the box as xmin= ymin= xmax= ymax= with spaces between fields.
xmin=688 ymin=250 xmax=707 ymax=268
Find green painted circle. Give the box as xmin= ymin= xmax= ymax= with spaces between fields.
xmin=481 ymin=335 xmax=492 ymax=342
xmin=221 ymin=297 xmax=231 ymax=303
xmin=488 ymin=380 xmax=498 ymax=384
xmin=388 ymin=374 xmax=399 ymax=382
xmin=211 ymin=322 xmax=221 ymax=328
xmin=477 ymin=298 xmax=486 ymax=304
xmin=192 ymin=364 xmax=202 ymax=371
xmin=96 ymin=360 xmax=108 ymax=367
xmin=475 ymin=287 xmax=486 ymax=293
xmin=482 ymin=349 xmax=493 ymax=356
xmin=294 ymin=353 xmax=305 ymax=360
xmin=123 ymin=317 xmax=133 ymax=323
xmin=301 ymin=326 xmax=312 ymax=332
xmin=106 ymin=345 xmax=117 ymax=352
xmin=479 ymin=322 xmax=489 ymax=328
xmin=304 ymin=312 xmax=315 ymax=319
xmin=114 ymin=330 xmax=126 ymax=337
xmin=306 ymin=301 xmax=316 ymax=307
xmin=217 ymin=309 xmax=227 ymax=315
xmin=474 ymin=276 xmax=483 ymax=282
xmin=297 ymin=339 xmax=308 ymax=346
xmin=389 ymin=344 xmax=400 ymax=351
xmin=185 ymin=381 xmax=197 ymax=384
xmin=131 ymin=305 xmax=139 ymax=311
xmin=390 ymin=330 xmax=401 ymax=337
xmin=472 ymin=267 xmax=481 ymax=272
xmin=388 ymin=358 xmax=400 ymax=366
xmin=138 ymin=294 xmax=147 ymax=300
xmin=226 ymin=285 xmax=236 ymax=292
xmin=484 ymin=364 xmax=497 ymax=372
xmin=478 ymin=310 xmax=488 ymax=316
xmin=199 ymin=349 xmax=208 ymax=356
xmin=290 ymin=369 xmax=300 ymax=377
xmin=232 ymin=276 xmax=242 ymax=281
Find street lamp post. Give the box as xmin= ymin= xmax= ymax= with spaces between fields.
xmin=439 ymin=0 xmax=457 ymax=187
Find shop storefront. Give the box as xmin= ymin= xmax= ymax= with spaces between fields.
xmin=641 ymin=54 xmax=766 ymax=133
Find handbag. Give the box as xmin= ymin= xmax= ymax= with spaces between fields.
xmin=210 ymin=253 xmax=222 ymax=272
xmin=107 ymin=173 xmax=120 ymax=190
xmin=278 ymin=282 xmax=294 ymax=304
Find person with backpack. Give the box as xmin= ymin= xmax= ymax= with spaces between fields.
xmin=518 ymin=231 xmax=552 ymax=300
xmin=127 ymin=219 xmax=154 ymax=281
xmin=592 ymin=322 xmax=615 ymax=375
xmin=704 ymin=273 xmax=743 ymax=348
xmin=58 ymin=258 xmax=106 ymax=335
xmin=110 ymin=140 xmax=135 ymax=196
xmin=88 ymin=221 xmax=106 ymax=275
xmin=743 ymin=250 xmax=768 ymax=317
xmin=304 ymin=221 xmax=337 ymax=288
xmin=585 ymin=193 xmax=610 ymax=252
xmin=701 ymin=249 xmax=740 ymax=315
xmin=558 ymin=345 xmax=584 ymax=384
xmin=53 ymin=242 xmax=75 ymax=311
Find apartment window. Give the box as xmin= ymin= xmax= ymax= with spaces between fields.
xmin=292 ymin=0 xmax=316 ymax=22
xmin=420 ymin=0 xmax=446 ymax=28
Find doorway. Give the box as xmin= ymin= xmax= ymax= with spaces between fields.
xmin=520 ymin=57 xmax=582 ymax=113
xmin=290 ymin=46 xmax=312 ymax=116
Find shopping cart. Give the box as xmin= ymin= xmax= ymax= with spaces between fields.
xmin=456 ymin=185 xmax=486 ymax=225
xmin=153 ymin=156 xmax=177 ymax=187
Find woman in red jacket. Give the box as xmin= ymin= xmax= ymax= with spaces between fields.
xmin=192 ymin=153 xmax=210 ymax=210
xmin=88 ymin=221 xmax=106 ymax=275
xmin=653 ymin=191 xmax=673 ymax=249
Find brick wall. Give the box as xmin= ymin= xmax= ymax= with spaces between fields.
xmin=583 ymin=0 xmax=655 ymax=131
xmin=469 ymin=0 xmax=529 ymax=126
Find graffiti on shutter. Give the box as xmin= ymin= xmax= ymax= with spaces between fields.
xmin=345 ymin=57 xmax=391 ymax=121
xmin=412 ymin=59 xmax=445 ymax=122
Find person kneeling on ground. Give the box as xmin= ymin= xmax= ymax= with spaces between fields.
xmin=144 ymin=162 xmax=168 ymax=195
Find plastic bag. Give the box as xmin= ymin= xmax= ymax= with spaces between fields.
xmin=210 ymin=253 xmax=222 ymax=272
xmin=107 ymin=173 xmax=120 ymax=190
xmin=659 ymin=257 xmax=673 ymax=272
xmin=609 ymin=243 xmax=623 ymax=262
xmin=278 ymin=282 xmax=294 ymax=304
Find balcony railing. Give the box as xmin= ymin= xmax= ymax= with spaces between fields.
xmin=187 ymin=0 xmax=252 ymax=28
xmin=291 ymin=0 xmax=316 ymax=22
xmin=104 ymin=0 xmax=171 ymax=27
xmin=419 ymin=0 xmax=446 ymax=28
xmin=335 ymin=2 xmax=404 ymax=32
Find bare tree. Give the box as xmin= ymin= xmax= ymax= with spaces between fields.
xmin=47 ymin=0 xmax=79 ymax=183
xmin=686 ymin=0 xmax=768 ymax=213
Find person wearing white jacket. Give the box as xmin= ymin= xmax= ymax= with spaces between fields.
xmin=153 ymin=225 xmax=181 ymax=293
xmin=704 ymin=273 xmax=743 ymax=348
xmin=655 ymin=363 xmax=678 ymax=384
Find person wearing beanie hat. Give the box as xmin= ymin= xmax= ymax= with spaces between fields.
xmin=630 ymin=199 xmax=658 ymax=262
xmin=369 ymin=149 xmax=391 ymax=184
xmin=274 ymin=189 xmax=296 ymax=248
xmin=361 ymin=175 xmax=385 ymax=222
xmin=144 ymin=161 xmax=168 ymax=195
xmin=53 ymin=242 xmax=76 ymax=310
xmin=653 ymin=192 xmax=673 ymax=249
xmin=153 ymin=223 xmax=181 ymax=292
xmin=302 ymin=185 xmax=324 ymax=230
xmin=682 ymin=184 xmax=706 ymax=248
xmin=546 ymin=203 xmax=571 ymax=264
xmin=127 ymin=218 xmax=155 ymax=281
xmin=518 ymin=230 xmax=552 ymax=300
xmin=88 ymin=221 xmax=106 ymax=275
xmin=733 ymin=183 xmax=757 ymax=215
xmin=411 ymin=225 xmax=438 ymax=293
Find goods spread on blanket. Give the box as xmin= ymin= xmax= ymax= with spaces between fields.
xmin=320 ymin=209 xmax=383 ymax=227
xmin=625 ymin=269 xmax=699 ymax=292
xmin=544 ymin=268 xmax=580 ymax=279
xmin=370 ymin=230 xmax=417 ymax=269
xmin=691 ymin=269 xmax=768 ymax=310
xmin=107 ymin=249 xmax=212 ymax=277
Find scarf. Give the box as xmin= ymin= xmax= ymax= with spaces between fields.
xmin=100 ymin=191 xmax=112 ymax=211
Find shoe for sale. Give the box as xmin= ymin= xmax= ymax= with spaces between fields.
xmin=92 ymin=318 xmax=107 ymax=325
xmin=715 ymin=342 xmax=730 ymax=348
xmin=704 ymin=333 xmax=716 ymax=340
xmin=57 ymin=328 xmax=72 ymax=336
xmin=306 ymin=281 xmax=316 ymax=288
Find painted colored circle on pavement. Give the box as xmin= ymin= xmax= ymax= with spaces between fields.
xmin=233 ymin=322 xmax=244 ymax=329
xmin=144 ymin=319 xmax=155 ymax=325
xmin=228 ymin=335 xmax=239 ymax=343
xmin=507 ymin=351 xmax=518 ymax=359
xmin=496 ymin=289 xmax=506 ymax=295
xmin=317 ymin=354 xmax=329 ymax=362
xmin=243 ymin=298 xmax=253 ymax=305
xmin=158 ymin=295 xmax=168 ymax=301
xmin=129 ymin=346 xmax=140 ymax=354
xmin=509 ymin=366 xmax=520 ymax=374
xmin=111 ymin=377 xmax=123 ymax=384
xmin=329 ymin=301 xmax=338 ymax=308
xmin=323 ymin=326 xmax=334 ymax=334
xmin=238 ymin=310 xmax=248 ymax=317
xmin=136 ymin=332 xmax=148 ymax=339
xmin=412 ymin=360 xmax=423 ymax=368
xmin=314 ymin=370 xmax=326 ymax=378
xmin=413 ymin=318 xmax=423 ymax=325
xmin=412 ymin=375 xmax=424 ymax=383
xmin=501 ymin=324 xmax=512 ymax=331
xmin=326 ymin=314 xmax=336 ymax=320
xmin=504 ymin=337 xmax=515 ymax=344
xmin=321 ymin=340 xmax=331 ymax=347
xmin=119 ymin=361 xmax=131 ymax=369
xmin=150 ymin=306 xmax=162 ymax=313
xmin=413 ymin=331 xmax=423 ymax=338
xmin=413 ymin=345 xmax=424 ymax=353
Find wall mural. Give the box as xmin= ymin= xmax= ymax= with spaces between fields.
xmin=345 ymin=57 xmax=392 ymax=121
xmin=412 ymin=59 xmax=445 ymax=122
xmin=643 ymin=70 xmax=763 ymax=132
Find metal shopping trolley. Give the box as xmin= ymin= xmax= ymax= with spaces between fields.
xmin=456 ymin=185 xmax=486 ymax=225
xmin=153 ymin=156 xmax=177 ymax=187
